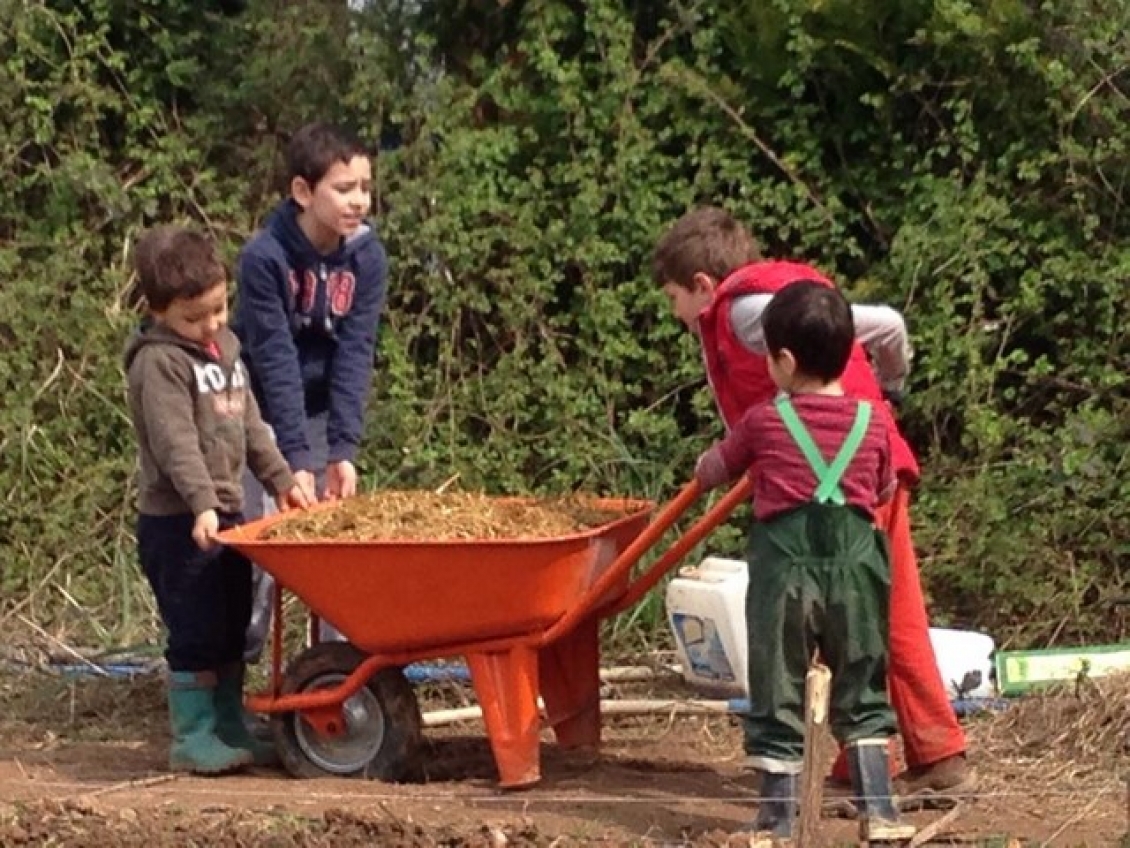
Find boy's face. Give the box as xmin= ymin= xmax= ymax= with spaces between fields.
xmin=662 ymin=274 xmax=716 ymax=334
xmin=153 ymin=282 xmax=228 ymax=347
xmin=292 ymin=155 xmax=373 ymax=245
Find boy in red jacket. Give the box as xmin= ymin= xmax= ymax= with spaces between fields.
xmin=652 ymin=206 xmax=973 ymax=807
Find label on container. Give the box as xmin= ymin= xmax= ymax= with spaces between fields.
xmin=995 ymin=644 xmax=1130 ymax=695
xmin=671 ymin=612 xmax=736 ymax=683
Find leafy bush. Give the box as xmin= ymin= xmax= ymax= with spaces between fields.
xmin=1 ymin=0 xmax=1126 ymax=652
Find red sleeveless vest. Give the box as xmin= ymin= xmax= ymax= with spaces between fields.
xmin=697 ymin=261 xmax=920 ymax=482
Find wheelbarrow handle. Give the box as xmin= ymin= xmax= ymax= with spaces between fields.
xmin=607 ymin=473 xmax=754 ymax=617
xmin=540 ymin=475 xmax=752 ymax=646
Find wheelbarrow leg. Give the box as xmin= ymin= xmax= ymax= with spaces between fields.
xmin=539 ymin=617 xmax=601 ymax=751
xmin=466 ymin=645 xmax=542 ymax=789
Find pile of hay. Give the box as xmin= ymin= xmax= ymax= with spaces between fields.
xmin=971 ymin=672 xmax=1130 ymax=778
xmin=263 ymin=490 xmax=639 ymax=543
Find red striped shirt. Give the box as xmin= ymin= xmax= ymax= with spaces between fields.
xmin=715 ymin=394 xmax=894 ymax=521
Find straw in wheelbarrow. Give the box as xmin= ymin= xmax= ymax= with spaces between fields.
xmin=261 ymin=490 xmax=637 ymax=542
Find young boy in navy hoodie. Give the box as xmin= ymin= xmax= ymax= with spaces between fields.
xmin=234 ymin=122 xmax=389 ymax=658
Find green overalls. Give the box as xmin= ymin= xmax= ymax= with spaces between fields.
xmin=743 ymin=396 xmax=897 ymax=772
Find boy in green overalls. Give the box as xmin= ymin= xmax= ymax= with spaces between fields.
xmin=694 ymin=281 xmax=915 ymax=842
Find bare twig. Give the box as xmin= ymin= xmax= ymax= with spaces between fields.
xmin=660 ymin=64 xmax=834 ymax=223
xmin=433 ymin=473 xmax=461 ymax=494
xmin=1039 ymin=786 xmax=1110 ymax=846
xmin=1067 ymin=63 xmax=1130 ymax=124
xmin=81 ymin=774 xmax=179 ymax=799
xmin=908 ymin=802 xmax=967 ymax=847
xmin=619 ymin=0 xmax=707 ymax=114
xmin=15 ymin=614 xmax=110 ymax=678
xmin=0 ymin=547 xmax=75 ymax=626
xmin=54 ymin=582 xmax=111 ymax=645
xmin=31 ymin=349 xmax=66 ymax=402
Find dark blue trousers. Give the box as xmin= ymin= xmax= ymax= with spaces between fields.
xmin=137 ymin=512 xmax=252 ymax=672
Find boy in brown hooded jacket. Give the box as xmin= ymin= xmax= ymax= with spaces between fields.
xmin=125 ymin=226 xmax=309 ymax=775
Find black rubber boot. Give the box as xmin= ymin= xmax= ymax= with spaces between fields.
xmin=847 ymin=740 xmax=917 ymax=843
xmin=747 ymin=769 xmax=798 ymax=838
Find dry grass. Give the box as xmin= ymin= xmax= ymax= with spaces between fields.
xmin=964 ymin=671 xmax=1130 ymax=837
xmin=974 ymin=672 xmax=1130 ymax=769
xmin=262 ymin=490 xmax=640 ymax=542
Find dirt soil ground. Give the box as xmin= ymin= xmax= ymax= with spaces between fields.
xmin=0 ymin=664 xmax=1127 ymax=847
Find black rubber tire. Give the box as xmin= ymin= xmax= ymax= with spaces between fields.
xmin=270 ymin=642 xmax=422 ymax=781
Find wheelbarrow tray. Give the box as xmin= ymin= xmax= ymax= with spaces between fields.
xmin=220 ymin=497 xmax=654 ymax=656
xmin=215 ymin=481 xmax=751 ymax=788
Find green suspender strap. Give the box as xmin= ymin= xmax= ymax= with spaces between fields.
xmin=774 ymin=395 xmax=872 ymax=506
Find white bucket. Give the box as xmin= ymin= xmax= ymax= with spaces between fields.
xmin=666 ymin=556 xmax=996 ymax=699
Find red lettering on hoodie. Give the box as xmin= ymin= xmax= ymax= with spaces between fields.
xmin=287 ymin=270 xmax=300 ymax=308
xmin=328 ymin=270 xmax=356 ymax=316
xmin=300 ymin=269 xmax=318 ymax=314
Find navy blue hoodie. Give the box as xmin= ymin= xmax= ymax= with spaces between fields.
xmin=233 ymin=199 xmax=388 ymax=472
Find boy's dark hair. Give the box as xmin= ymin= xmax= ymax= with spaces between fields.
xmin=134 ymin=227 xmax=226 ymax=312
xmin=286 ymin=122 xmax=368 ymax=187
xmin=652 ymin=206 xmax=761 ymax=289
xmin=132 ymin=224 xmax=179 ymax=300
xmin=762 ymin=281 xmax=855 ymax=382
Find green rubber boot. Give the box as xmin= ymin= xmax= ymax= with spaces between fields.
xmin=168 ymin=671 xmax=253 ymax=775
xmin=214 ymin=663 xmax=279 ymax=766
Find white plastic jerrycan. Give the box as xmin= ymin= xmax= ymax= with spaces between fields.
xmin=666 ymin=556 xmax=996 ymax=699
xmin=666 ymin=557 xmax=750 ymax=698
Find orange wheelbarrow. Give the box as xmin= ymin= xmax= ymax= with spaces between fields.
xmin=217 ymin=477 xmax=753 ymax=788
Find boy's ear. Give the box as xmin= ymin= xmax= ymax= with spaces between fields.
xmin=690 ymin=272 xmax=717 ymax=295
xmin=290 ymin=176 xmax=314 ymax=209
xmin=774 ymin=349 xmax=798 ymax=378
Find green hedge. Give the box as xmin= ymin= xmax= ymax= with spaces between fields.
xmin=1 ymin=0 xmax=1126 ymax=650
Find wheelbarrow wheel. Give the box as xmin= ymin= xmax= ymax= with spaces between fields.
xmin=271 ymin=642 xmax=422 ymax=781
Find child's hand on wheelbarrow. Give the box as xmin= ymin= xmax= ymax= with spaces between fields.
xmin=192 ymin=509 xmax=220 ymax=551
xmin=276 ymin=483 xmax=313 ymax=512
xmin=325 ymin=460 xmax=357 ymax=501
xmin=293 ymin=470 xmax=318 ymax=504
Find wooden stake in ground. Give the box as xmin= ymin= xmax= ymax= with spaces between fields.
xmin=795 ymin=662 xmax=832 ymax=846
